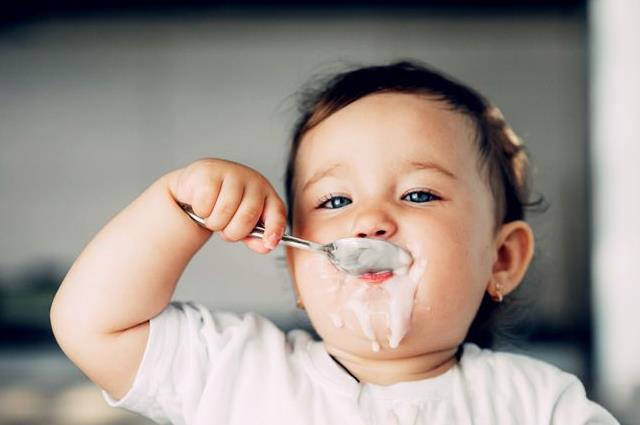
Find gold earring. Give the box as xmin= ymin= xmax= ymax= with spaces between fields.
xmin=296 ymin=298 xmax=306 ymax=310
xmin=491 ymin=281 xmax=504 ymax=303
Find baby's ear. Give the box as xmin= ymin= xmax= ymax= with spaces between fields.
xmin=489 ymin=220 xmax=535 ymax=297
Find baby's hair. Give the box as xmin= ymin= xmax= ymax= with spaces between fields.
xmin=283 ymin=59 xmax=546 ymax=347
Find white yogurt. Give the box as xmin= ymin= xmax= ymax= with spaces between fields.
xmin=326 ymin=240 xmax=427 ymax=352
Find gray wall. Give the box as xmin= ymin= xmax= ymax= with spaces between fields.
xmin=0 ymin=11 xmax=587 ymax=331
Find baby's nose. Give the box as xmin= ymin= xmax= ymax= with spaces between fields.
xmin=351 ymin=209 xmax=397 ymax=239
xmin=356 ymin=228 xmax=387 ymax=238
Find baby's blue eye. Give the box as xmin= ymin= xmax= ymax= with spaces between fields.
xmin=403 ymin=190 xmax=439 ymax=203
xmin=318 ymin=195 xmax=352 ymax=209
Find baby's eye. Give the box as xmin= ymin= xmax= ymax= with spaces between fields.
xmin=402 ymin=190 xmax=440 ymax=203
xmin=317 ymin=194 xmax=352 ymax=209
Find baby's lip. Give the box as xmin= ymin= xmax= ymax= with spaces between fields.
xmin=358 ymin=270 xmax=394 ymax=284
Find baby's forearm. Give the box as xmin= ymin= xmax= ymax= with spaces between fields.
xmin=51 ymin=159 xmax=285 ymax=398
xmin=51 ymin=169 xmax=211 ymax=336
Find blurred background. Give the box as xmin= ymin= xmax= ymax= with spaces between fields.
xmin=1 ymin=0 xmax=638 ymax=424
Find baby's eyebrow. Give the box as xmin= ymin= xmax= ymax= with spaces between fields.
xmin=301 ymin=160 xmax=456 ymax=192
xmin=407 ymin=160 xmax=457 ymax=181
xmin=302 ymin=162 xmax=345 ymax=192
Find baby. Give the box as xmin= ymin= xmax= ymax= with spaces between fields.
xmin=50 ymin=61 xmax=619 ymax=424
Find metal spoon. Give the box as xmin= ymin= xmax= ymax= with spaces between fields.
xmin=178 ymin=202 xmax=413 ymax=276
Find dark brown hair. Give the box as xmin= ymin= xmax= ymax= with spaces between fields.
xmin=284 ymin=60 xmax=545 ymax=347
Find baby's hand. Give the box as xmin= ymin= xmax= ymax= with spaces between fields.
xmin=169 ymin=158 xmax=286 ymax=253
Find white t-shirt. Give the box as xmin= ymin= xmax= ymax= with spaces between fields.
xmin=102 ymin=301 xmax=619 ymax=425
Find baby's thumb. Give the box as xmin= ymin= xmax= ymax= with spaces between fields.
xmin=241 ymin=236 xmax=273 ymax=255
xmin=242 ymin=193 xmax=286 ymax=254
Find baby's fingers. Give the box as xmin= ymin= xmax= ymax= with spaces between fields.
xmin=242 ymin=236 xmax=273 ymax=254
xmin=261 ymin=193 xmax=287 ymax=250
xmin=191 ymin=180 xmax=221 ymax=219
xmin=220 ymin=185 xmax=265 ymax=241
xmin=204 ymin=176 xmax=243 ymax=232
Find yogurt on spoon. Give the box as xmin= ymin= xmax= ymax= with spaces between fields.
xmin=328 ymin=237 xmax=413 ymax=276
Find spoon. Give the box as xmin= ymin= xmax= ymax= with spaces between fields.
xmin=178 ymin=202 xmax=413 ymax=276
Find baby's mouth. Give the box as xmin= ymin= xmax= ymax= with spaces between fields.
xmin=358 ymin=270 xmax=394 ymax=284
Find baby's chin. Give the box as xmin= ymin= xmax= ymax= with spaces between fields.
xmin=320 ymin=322 xmax=429 ymax=361
xmin=307 ymin=295 xmax=430 ymax=358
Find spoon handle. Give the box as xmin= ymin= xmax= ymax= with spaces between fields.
xmin=178 ymin=202 xmax=322 ymax=252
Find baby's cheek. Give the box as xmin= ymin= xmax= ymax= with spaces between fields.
xmin=295 ymin=257 xmax=353 ymax=341
xmin=296 ymin=254 xmax=342 ymax=304
xmin=411 ymin=255 xmax=482 ymax=327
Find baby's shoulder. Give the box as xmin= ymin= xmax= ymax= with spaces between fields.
xmin=161 ymin=300 xmax=314 ymax=354
xmin=459 ymin=344 xmax=619 ymax=423
xmin=459 ymin=343 xmax=583 ymax=399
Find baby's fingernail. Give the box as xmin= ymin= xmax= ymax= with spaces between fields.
xmin=264 ymin=233 xmax=280 ymax=249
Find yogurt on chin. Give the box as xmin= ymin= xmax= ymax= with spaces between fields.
xmin=326 ymin=240 xmax=427 ymax=353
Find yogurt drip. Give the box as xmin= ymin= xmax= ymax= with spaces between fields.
xmin=326 ymin=239 xmax=426 ymax=352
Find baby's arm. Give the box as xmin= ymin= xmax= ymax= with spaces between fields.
xmin=50 ymin=158 xmax=286 ymax=401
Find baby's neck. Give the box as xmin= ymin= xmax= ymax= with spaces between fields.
xmin=325 ymin=344 xmax=458 ymax=385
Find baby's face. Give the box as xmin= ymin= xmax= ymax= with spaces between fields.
xmin=286 ymin=92 xmax=497 ymax=359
